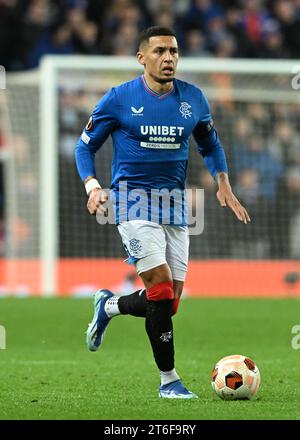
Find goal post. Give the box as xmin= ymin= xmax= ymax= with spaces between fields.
xmin=39 ymin=56 xmax=143 ymax=296
xmin=40 ymin=58 xmax=59 ymax=296
xmin=2 ymin=56 xmax=300 ymax=297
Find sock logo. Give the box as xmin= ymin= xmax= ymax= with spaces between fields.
xmin=160 ymin=331 xmax=172 ymax=342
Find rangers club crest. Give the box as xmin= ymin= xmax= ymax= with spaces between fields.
xmin=129 ymin=238 xmax=142 ymax=255
xmin=179 ymin=102 xmax=192 ymax=119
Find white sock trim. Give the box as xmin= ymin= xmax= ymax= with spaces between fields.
xmin=104 ymin=296 xmax=120 ymax=318
xmin=160 ymin=368 xmax=180 ymax=386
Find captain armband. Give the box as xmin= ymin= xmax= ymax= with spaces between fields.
xmin=193 ymin=119 xmax=215 ymax=139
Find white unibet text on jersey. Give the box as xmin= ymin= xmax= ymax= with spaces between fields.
xmin=141 ymin=125 xmax=184 ymax=136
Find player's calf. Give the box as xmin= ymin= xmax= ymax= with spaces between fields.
xmin=112 ymin=288 xmax=180 ymax=317
xmin=144 ymin=281 xmax=175 ymax=371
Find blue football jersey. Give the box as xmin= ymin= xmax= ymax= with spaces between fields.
xmin=75 ymin=75 xmax=228 ymax=225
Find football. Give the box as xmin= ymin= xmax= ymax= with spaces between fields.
xmin=211 ymin=354 xmax=261 ymax=400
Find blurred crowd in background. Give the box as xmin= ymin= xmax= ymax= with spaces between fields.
xmin=0 ymin=122 xmax=4 ymax=257
xmin=58 ymin=87 xmax=300 ymax=260
xmin=1 ymin=0 xmax=300 ymax=260
xmin=0 ymin=0 xmax=300 ymax=71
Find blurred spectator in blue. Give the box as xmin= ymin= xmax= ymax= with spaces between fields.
xmin=258 ymin=18 xmax=290 ymax=58
xmin=66 ymin=6 xmax=99 ymax=54
xmin=21 ymin=0 xmax=60 ymax=67
xmin=230 ymin=116 xmax=253 ymax=159
xmin=274 ymin=0 xmax=300 ymax=58
xmin=273 ymin=103 xmax=297 ymax=124
xmin=225 ymin=7 xmax=254 ymax=57
xmin=153 ymin=6 xmax=176 ymax=33
xmin=247 ymin=103 xmax=271 ymax=134
xmin=188 ymin=169 xmax=232 ymax=258
xmin=286 ymin=167 xmax=300 ymax=258
xmin=153 ymin=5 xmax=185 ymax=47
xmin=276 ymin=166 xmax=300 ymax=258
xmin=184 ymin=28 xmax=209 ymax=56
xmin=2 ymin=0 xmax=300 ymax=71
xmin=103 ymin=0 xmax=145 ymax=36
xmin=232 ymin=168 xmax=272 ymax=258
xmin=0 ymin=0 xmax=24 ymax=70
xmin=214 ymin=34 xmax=237 ymax=58
xmin=240 ymin=0 xmax=271 ymax=46
xmin=147 ymin=0 xmax=189 ymax=16
xmin=296 ymin=0 xmax=300 ymax=18
xmin=25 ymin=23 xmax=76 ymax=69
xmin=0 ymin=121 xmax=4 ymax=256
xmin=183 ymin=0 xmax=224 ymax=32
xmin=268 ymin=122 xmax=300 ymax=167
xmin=205 ymin=13 xmax=228 ymax=52
xmin=112 ymin=22 xmax=139 ymax=55
xmin=100 ymin=0 xmax=146 ymax=54
xmin=235 ymin=169 xmax=261 ymax=207
xmin=232 ymin=134 xmax=283 ymax=200
xmin=66 ymin=0 xmax=86 ymax=7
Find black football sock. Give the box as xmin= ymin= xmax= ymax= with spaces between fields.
xmin=145 ymin=299 xmax=174 ymax=372
xmin=118 ymin=289 xmax=147 ymax=317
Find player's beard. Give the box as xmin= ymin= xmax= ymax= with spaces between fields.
xmin=151 ymin=72 xmax=174 ymax=84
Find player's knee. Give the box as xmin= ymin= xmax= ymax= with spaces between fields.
xmin=140 ymin=264 xmax=172 ymax=286
xmin=146 ymin=281 xmax=174 ymax=301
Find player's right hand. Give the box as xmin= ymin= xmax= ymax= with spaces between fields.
xmin=87 ymin=188 xmax=108 ymax=216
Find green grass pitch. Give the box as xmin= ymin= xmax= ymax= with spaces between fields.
xmin=0 ymin=297 xmax=300 ymax=420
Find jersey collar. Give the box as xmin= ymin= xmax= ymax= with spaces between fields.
xmin=140 ymin=75 xmax=174 ymax=99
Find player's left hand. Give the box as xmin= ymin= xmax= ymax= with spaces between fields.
xmin=216 ymin=184 xmax=251 ymax=224
xmin=87 ymin=188 xmax=108 ymax=216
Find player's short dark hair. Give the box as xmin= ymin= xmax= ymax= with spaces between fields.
xmin=138 ymin=26 xmax=177 ymax=49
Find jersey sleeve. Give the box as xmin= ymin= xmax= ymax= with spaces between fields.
xmin=193 ymin=91 xmax=228 ymax=177
xmin=75 ymin=88 xmax=119 ymax=181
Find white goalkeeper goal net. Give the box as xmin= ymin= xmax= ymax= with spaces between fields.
xmin=1 ymin=56 xmax=300 ymax=297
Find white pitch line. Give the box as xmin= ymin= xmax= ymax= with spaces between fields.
xmin=0 ymin=360 xmax=80 ymax=365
